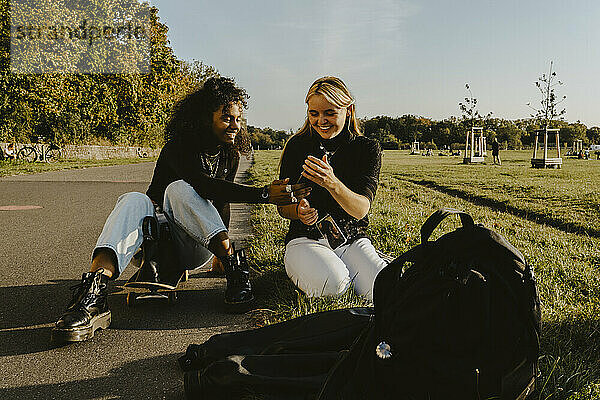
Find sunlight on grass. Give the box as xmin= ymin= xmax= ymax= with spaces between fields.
xmin=247 ymin=149 xmax=600 ymax=400
xmin=0 ymin=157 xmax=157 ymax=178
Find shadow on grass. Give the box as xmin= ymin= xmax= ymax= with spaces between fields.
xmin=403 ymin=177 xmax=600 ymax=239
xmin=249 ymin=264 xmax=371 ymax=326
xmin=251 ymin=267 xmax=298 ymax=311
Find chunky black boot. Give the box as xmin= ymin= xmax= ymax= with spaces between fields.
xmin=52 ymin=269 xmax=111 ymax=343
xmin=220 ymin=246 xmax=254 ymax=306
xmin=136 ymin=215 xmax=161 ymax=283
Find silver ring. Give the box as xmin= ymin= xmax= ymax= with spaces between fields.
xmin=291 ymin=195 xmax=298 ymax=203
xmin=285 ymin=184 xmax=292 ymax=193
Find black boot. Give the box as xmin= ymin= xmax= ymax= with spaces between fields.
xmin=52 ymin=270 xmax=111 ymax=343
xmin=136 ymin=216 xmax=160 ymax=283
xmin=220 ymin=246 xmax=254 ymax=306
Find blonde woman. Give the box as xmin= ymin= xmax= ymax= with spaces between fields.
xmin=278 ymin=77 xmax=386 ymax=302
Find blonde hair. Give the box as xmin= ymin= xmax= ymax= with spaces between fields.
xmin=295 ymin=76 xmax=362 ymax=138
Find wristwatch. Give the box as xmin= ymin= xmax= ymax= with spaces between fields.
xmin=261 ymin=185 xmax=269 ymax=200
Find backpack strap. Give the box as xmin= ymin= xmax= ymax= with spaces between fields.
xmin=420 ymin=208 xmax=475 ymax=243
xmin=372 ymin=244 xmax=423 ymax=309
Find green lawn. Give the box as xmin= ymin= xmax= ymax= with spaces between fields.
xmin=247 ymin=149 xmax=600 ymax=400
xmin=0 ymin=157 xmax=157 ymax=177
xmin=385 ymin=150 xmax=600 ymax=236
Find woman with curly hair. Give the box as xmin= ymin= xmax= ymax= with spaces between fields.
xmin=52 ymin=77 xmax=309 ymax=344
xmin=278 ymin=76 xmax=386 ymax=302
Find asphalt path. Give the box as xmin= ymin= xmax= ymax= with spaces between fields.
xmin=0 ymin=159 xmax=254 ymax=399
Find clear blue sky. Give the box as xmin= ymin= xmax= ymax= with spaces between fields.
xmin=148 ymin=0 xmax=599 ymax=130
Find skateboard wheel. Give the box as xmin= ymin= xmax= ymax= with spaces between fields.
xmin=168 ymin=292 xmax=177 ymax=304
xmin=126 ymin=292 xmax=136 ymax=307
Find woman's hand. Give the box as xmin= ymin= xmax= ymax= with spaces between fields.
xmin=302 ymin=155 xmax=371 ymax=220
xmin=301 ymin=155 xmax=340 ymax=191
xmin=297 ymin=198 xmax=318 ymax=226
xmin=267 ymin=178 xmax=311 ymax=206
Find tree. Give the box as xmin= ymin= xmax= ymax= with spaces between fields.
xmin=587 ymin=127 xmax=600 ymax=144
xmin=496 ymin=123 xmax=522 ymax=149
xmin=458 ymin=83 xmax=492 ymax=129
xmin=527 ymin=61 xmax=566 ymax=129
xmin=0 ymin=1 xmax=218 ymax=146
xmin=247 ymin=125 xmax=289 ymax=149
xmin=560 ymin=123 xmax=587 ymax=145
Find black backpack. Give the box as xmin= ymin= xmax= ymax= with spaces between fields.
xmin=180 ymin=209 xmax=541 ymax=400
xmin=318 ymin=208 xmax=541 ymax=400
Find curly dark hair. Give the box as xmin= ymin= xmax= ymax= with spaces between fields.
xmin=164 ymin=76 xmax=252 ymax=155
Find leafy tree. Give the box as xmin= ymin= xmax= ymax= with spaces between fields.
xmin=560 ymin=123 xmax=587 ymax=145
xmin=247 ymin=125 xmax=290 ymax=149
xmin=587 ymin=127 xmax=600 ymax=144
xmin=496 ymin=123 xmax=522 ymax=149
xmin=356 ymin=114 xmax=591 ymax=151
xmin=0 ymin=1 xmax=218 ymax=146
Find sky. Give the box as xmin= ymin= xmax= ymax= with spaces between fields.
xmin=148 ymin=0 xmax=600 ymax=131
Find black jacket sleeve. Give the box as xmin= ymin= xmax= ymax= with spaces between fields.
xmin=165 ymin=139 xmax=264 ymax=204
xmin=348 ymin=138 xmax=381 ymax=203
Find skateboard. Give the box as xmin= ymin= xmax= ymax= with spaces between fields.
xmin=124 ymin=266 xmax=189 ymax=306
xmin=123 ymin=213 xmax=192 ymax=306
xmin=123 ymin=249 xmax=214 ymax=306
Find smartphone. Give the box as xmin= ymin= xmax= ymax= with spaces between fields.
xmin=316 ymin=214 xmax=347 ymax=249
xmin=297 ymin=147 xmax=327 ymax=184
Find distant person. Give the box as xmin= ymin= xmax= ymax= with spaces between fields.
xmin=52 ymin=77 xmax=309 ymax=343
xmin=579 ymin=149 xmax=591 ymax=160
xmin=277 ymin=76 xmax=386 ymax=302
xmin=492 ymin=138 xmax=501 ymax=165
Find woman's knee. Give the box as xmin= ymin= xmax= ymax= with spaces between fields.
xmin=319 ymin=268 xmax=351 ymax=297
xmin=284 ymin=247 xmax=350 ymax=297
xmin=164 ymin=180 xmax=195 ymax=204
xmin=116 ymin=191 xmax=153 ymax=209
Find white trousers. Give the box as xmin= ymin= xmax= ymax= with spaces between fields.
xmin=284 ymin=237 xmax=387 ymax=302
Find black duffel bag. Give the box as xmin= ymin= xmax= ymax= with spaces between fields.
xmin=180 ymin=307 xmax=373 ymax=399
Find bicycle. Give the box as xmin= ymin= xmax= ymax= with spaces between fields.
xmin=137 ymin=147 xmax=149 ymax=158
xmin=17 ymin=140 xmax=62 ymax=163
xmin=0 ymin=144 xmax=15 ymax=161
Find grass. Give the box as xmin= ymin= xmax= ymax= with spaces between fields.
xmin=385 ymin=150 xmax=600 ymax=237
xmin=246 ymin=149 xmax=600 ymax=400
xmin=0 ymin=157 xmax=157 ymax=177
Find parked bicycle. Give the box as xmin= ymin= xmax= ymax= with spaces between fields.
xmin=0 ymin=143 xmax=16 ymax=161
xmin=136 ymin=147 xmax=149 ymax=158
xmin=17 ymin=139 xmax=62 ymax=163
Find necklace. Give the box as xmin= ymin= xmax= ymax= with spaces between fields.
xmin=319 ymin=143 xmax=340 ymax=164
xmin=317 ymin=128 xmax=348 ymax=163
xmin=200 ymin=151 xmax=220 ymax=177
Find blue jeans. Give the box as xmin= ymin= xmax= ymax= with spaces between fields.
xmin=93 ymin=180 xmax=226 ymax=278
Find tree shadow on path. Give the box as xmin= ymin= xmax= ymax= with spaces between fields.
xmin=0 ymin=353 xmax=185 ymax=400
